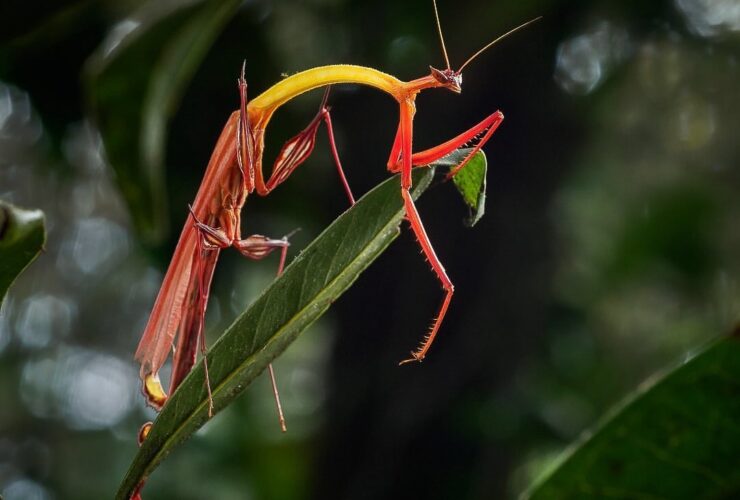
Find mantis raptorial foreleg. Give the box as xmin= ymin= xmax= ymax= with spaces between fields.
xmin=261 ymin=88 xmax=356 ymax=205
xmin=387 ymin=110 xmax=504 ymax=177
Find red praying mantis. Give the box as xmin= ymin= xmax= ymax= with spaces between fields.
xmin=134 ymin=0 xmax=539 ymax=429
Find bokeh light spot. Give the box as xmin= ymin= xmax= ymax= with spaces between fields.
xmin=20 ymin=347 xmax=138 ymax=430
xmin=15 ymin=294 xmax=76 ymax=349
xmin=555 ymin=22 xmax=630 ymax=95
xmin=56 ymin=217 xmax=130 ymax=278
xmin=676 ymin=0 xmax=740 ymax=37
xmin=2 ymin=478 xmax=51 ymax=500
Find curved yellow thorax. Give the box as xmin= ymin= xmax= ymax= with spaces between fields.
xmin=247 ymin=64 xmax=406 ymax=127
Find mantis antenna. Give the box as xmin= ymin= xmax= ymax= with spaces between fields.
xmin=458 ymin=16 xmax=543 ymax=72
xmin=432 ymin=0 xmax=451 ymax=70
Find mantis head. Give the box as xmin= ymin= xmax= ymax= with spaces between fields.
xmin=430 ymin=0 xmax=541 ymax=93
xmin=430 ymin=66 xmax=462 ymax=93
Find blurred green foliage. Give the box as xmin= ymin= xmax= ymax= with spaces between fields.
xmin=86 ymin=0 xmax=242 ymax=244
xmin=0 ymin=201 xmax=45 ymax=305
xmin=526 ymin=333 xmax=740 ymax=498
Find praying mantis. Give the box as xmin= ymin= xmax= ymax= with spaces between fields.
xmin=133 ymin=0 xmax=539 ymax=427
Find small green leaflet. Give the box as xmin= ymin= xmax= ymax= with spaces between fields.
xmin=436 ymin=149 xmax=488 ymax=227
xmin=0 ymin=201 xmax=45 ymax=305
xmin=452 ymin=151 xmax=487 ymax=226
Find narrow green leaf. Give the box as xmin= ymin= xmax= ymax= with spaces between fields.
xmin=86 ymin=0 xmax=240 ymax=244
xmin=0 ymin=201 xmax=45 ymax=305
xmin=116 ymin=168 xmax=434 ymax=499
xmin=524 ymin=330 xmax=740 ymax=499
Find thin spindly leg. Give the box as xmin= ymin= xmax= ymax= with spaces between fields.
xmin=397 ymin=99 xmax=455 ymax=365
xmin=236 ymin=233 xmax=291 ymax=431
xmin=193 ymin=229 xmax=218 ymax=417
xmin=258 ymin=88 xmax=362 ymax=422
xmin=188 ymin=208 xmax=290 ymax=417
xmin=399 ymin=190 xmax=454 ymax=364
xmin=267 ymin=239 xmax=290 ymax=432
xmin=322 ymin=109 xmax=355 ymax=204
xmin=185 ymin=209 xmax=231 ymax=417
xmin=235 ymin=232 xmax=292 ymax=431
xmin=237 ymin=67 xmax=294 ymax=431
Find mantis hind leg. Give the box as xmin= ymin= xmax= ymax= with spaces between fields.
xmin=187 ymin=207 xmax=292 ymax=418
xmin=226 ymin=231 xmax=292 ymax=430
xmin=236 ymin=233 xmax=291 ymax=432
xmin=268 ymin=241 xmax=290 ymax=432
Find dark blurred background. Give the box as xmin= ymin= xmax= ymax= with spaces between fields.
xmin=1 ymin=0 xmax=739 ymax=498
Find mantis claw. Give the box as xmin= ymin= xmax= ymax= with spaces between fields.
xmin=398 ymin=352 xmax=424 ymax=366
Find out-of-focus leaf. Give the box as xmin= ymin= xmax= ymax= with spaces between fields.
xmin=86 ymin=0 xmax=241 ymax=244
xmin=0 ymin=201 xmax=45 ymax=305
xmin=435 ymin=149 xmax=488 ymax=227
xmin=524 ymin=330 xmax=740 ymax=499
xmin=1 ymin=0 xmax=97 ymax=48
xmin=116 ymin=168 xmax=435 ymax=499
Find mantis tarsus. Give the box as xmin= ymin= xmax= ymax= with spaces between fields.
xmin=134 ymin=0 xmax=538 ymax=430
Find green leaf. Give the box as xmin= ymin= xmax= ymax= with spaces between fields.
xmin=440 ymin=149 xmax=487 ymax=227
xmin=116 ymin=168 xmax=435 ymax=499
xmin=524 ymin=330 xmax=740 ymax=499
xmin=86 ymin=0 xmax=241 ymax=244
xmin=0 ymin=201 xmax=45 ymax=305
